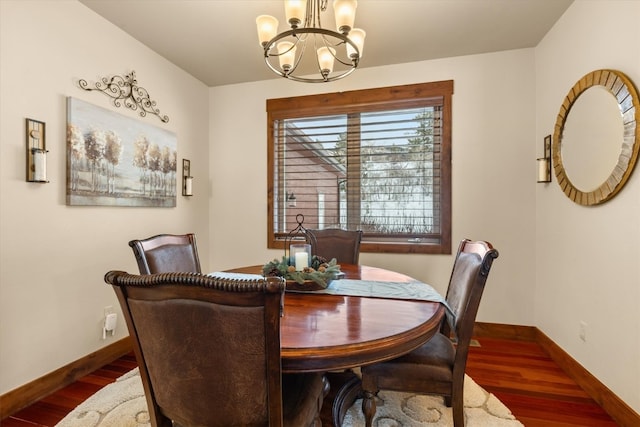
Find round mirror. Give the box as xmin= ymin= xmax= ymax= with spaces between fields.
xmin=561 ymin=86 xmax=624 ymax=191
xmin=553 ymin=69 xmax=640 ymax=205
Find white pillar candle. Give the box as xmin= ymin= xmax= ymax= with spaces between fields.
xmin=185 ymin=177 xmax=193 ymax=196
xmin=537 ymin=158 xmax=549 ymax=182
xmin=33 ymin=149 xmax=46 ymax=182
xmin=295 ymin=252 xmax=308 ymax=271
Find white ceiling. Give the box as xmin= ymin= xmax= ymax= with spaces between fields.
xmin=79 ymin=0 xmax=573 ymax=87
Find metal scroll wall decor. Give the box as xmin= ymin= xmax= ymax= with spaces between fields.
xmin=78 ymin=71 xmax=169 ymax=123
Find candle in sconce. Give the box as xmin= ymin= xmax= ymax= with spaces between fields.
xmin=537 ymin=158 xmax=549 ymax=182
xmin=33 ymin=149 xmax=47 ymax=182
xmin=185 ymin=177 xmax=193 ymax=195
xmin=294 ymin=252 xmax=308 ymax=271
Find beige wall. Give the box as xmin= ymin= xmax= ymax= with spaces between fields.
xmin=209 ymin=51 xmax=537 ymax=321
xmin=535 ymin=0 xmax=640 ymax=413
xmin=2 ymin=0 xmax=638 ymax=416
xmin=0 ymin=1 xmax=210 ymax=394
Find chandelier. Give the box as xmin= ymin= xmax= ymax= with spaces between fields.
xmin=256 ymin=0 xmax=365 ymax=83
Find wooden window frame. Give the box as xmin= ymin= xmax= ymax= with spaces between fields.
xmin=266 ymin=81 xmax=453 ymax=254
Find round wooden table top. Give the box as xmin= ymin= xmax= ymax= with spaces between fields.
xmin=226 ymin=264 xmax=446 ymax=373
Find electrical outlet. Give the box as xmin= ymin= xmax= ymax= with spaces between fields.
xmin=105 ymin=313 xmax=117 ymax=331
xmin=579 ymin=321 xmax=587 ymax=342
xmin=103 ymin=312 xmax=118 ymax=340
xmin=102 ymin=306 xmax=116 ymax=340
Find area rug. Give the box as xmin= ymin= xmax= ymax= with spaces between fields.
xmin=55 ymin=368 xmax=523 ymax=426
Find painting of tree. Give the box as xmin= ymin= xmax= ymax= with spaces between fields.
xmin=66 ymin=97 xmax=177 ymax=207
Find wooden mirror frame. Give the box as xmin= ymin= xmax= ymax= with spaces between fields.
xmin=552 ymin=69 xmax=640 ymax=205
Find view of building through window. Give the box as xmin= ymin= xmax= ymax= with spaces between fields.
xmin=279 ymin=107 xmax=439 ymax=234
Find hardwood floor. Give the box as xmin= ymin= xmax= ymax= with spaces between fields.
xmin=1 ymin=353 xmax=138 ymax=427
xmin=1 ymin=337 xmax=618 ymax=426
xmin=465 ymin=337 xmax=618 ymax=427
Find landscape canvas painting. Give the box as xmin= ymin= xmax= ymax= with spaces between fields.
xmin=66 ymin=97 xmax=177 ymax=207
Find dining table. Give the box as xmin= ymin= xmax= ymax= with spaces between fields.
xmin=225 ymin=263 xmax=446 ymax=426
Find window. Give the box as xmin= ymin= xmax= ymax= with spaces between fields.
xmin=267 ymin=81 xmax=453 ymax=254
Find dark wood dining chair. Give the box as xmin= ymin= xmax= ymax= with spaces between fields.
xmin=128 ymin=233 xmax=201 ymax=274
xmin=105 ymin=270 xmax=326 ymax=427
xmin=306 ymin=228 xmax=363 ymax=264
xmin=360 ymin=239 xmax=499 ymax=427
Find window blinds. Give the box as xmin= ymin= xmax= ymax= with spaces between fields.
xmin=274 ymin=103 xmax=443 ymax=241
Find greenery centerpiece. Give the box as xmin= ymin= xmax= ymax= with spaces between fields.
xmin=262 ymin=255 xmax=341 ymax=290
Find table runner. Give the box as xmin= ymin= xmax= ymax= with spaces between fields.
xmin=208 ymin=271 xmax=266 ymax=281
xmin=210 ymin=272 xmax=453 ymax=322
xmin=318 ymin=279 xmax=453 ymax=322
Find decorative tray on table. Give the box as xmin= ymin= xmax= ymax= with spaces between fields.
xmin=262 ymin=256 xmax=342 ymax=291
xmin=284 ymin=279 xmax=327 ymax=292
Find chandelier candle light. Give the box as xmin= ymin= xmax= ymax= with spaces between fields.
xmin=256 ymin=0 xmax=365 ymax=82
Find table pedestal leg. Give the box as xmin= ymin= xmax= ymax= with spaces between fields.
xmin=328 ymin=371 xmax=362 ymax=426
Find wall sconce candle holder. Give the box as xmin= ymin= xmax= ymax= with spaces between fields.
xmin=182 ymin=159 xmax=193 ymax=196
xmin=537 ymin=135 xmax=552 ymax=183
xmin=26 ymin=118 xmax=49 ymax=183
